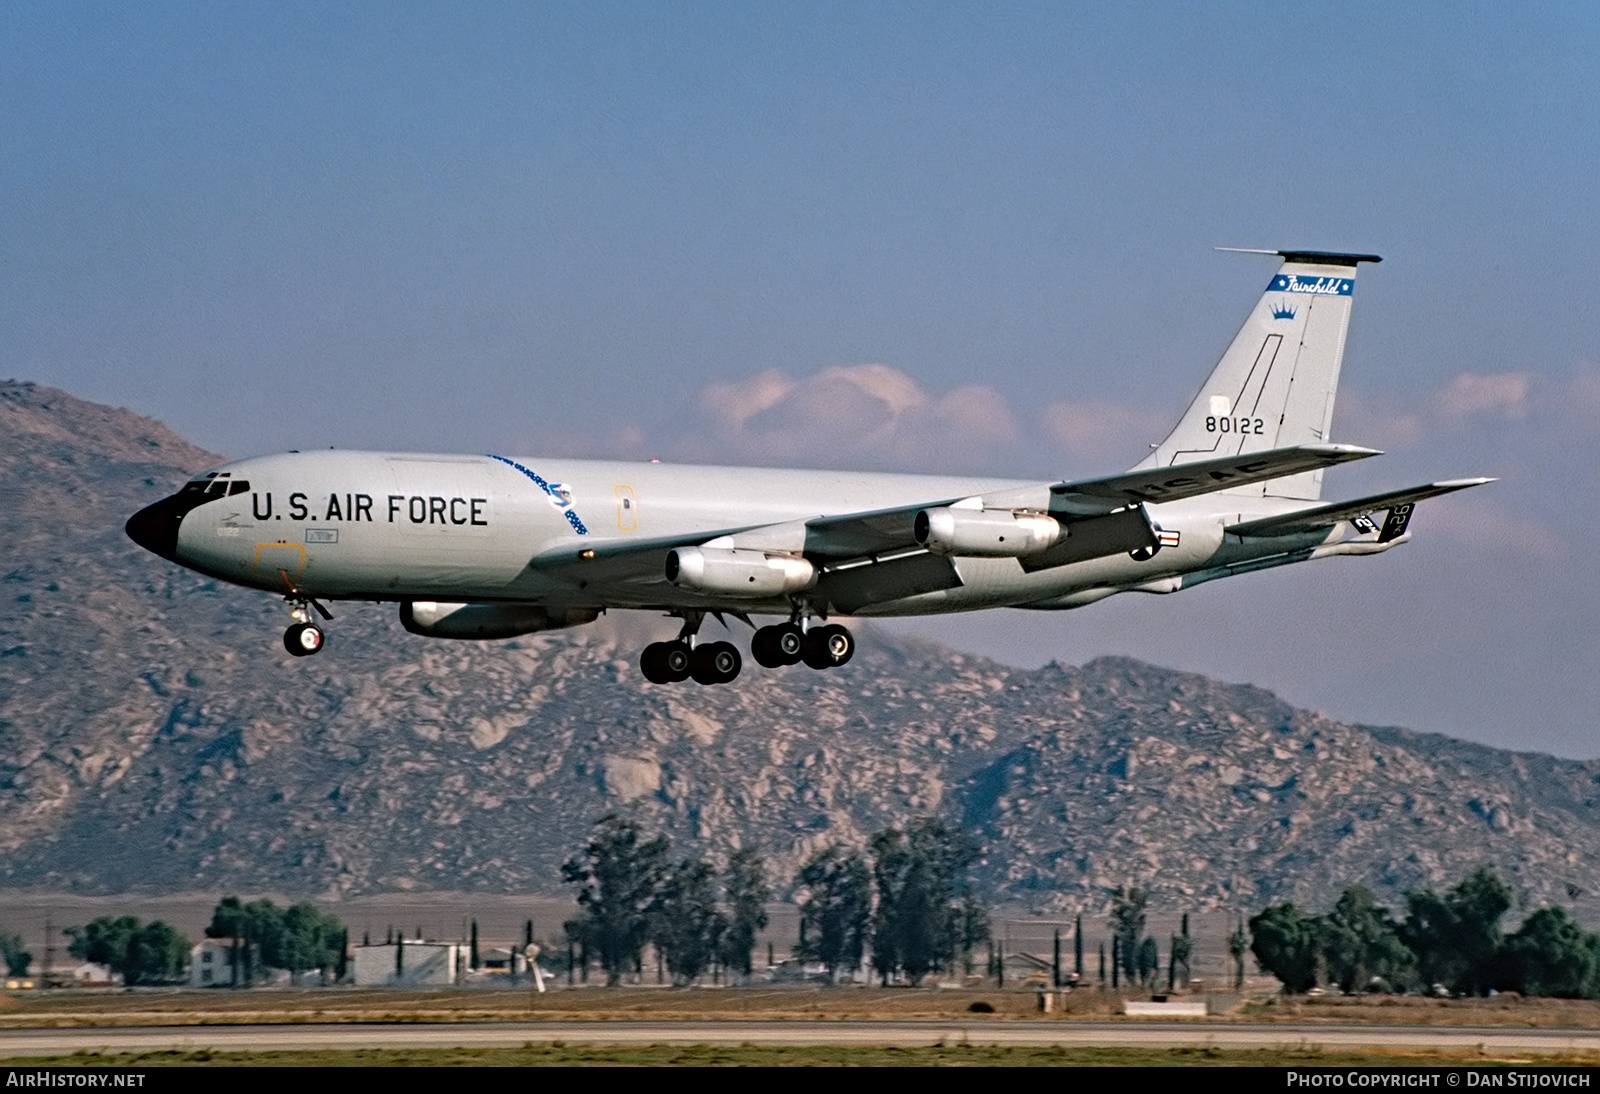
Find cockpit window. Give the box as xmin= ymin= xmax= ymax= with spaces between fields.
xmin=181 ymin=473 xmax=244 ymax=501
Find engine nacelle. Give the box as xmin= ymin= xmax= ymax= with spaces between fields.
xmin=666 ymin=547 xmax=816 ymax=598
xmin=400 ymin=601 xmax=599 ymax=640
xmin=915 ymin=507 xmax=1063 ymax=556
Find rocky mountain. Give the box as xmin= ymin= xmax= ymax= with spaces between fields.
xmin=3 ymin=378 xmax=1599 ymax=917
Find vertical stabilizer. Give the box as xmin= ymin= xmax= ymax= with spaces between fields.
xmin=1134 ymin=250 xmax=1381 ymax=500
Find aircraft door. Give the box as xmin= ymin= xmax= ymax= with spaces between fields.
xmin=615 ymin=485 xmax=637 ymax=531
xmin=254 ymin=543 xmax=306 ymax=591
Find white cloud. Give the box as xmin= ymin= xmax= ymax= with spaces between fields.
xmin=1434 ymin=371 xmax=1533 ymax=420
xmin=689 ymin=363 xmax=1020 ymax=472
xmin=1039 ymin=399 xmax=1170 ymax=461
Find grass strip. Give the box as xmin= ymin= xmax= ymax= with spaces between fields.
xmin=10 ymin=1044 xmax=1600 ymax=1067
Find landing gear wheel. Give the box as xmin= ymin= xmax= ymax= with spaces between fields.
xmin=752 ymin=625 xmax=804 ymax=668
xmin=801 ymin=624 xmax=854 ymax=670
xmin=641 ymin=641 xmax=694 ymax=684
xmin=641 ymin=642 xmax=670 ymax=683
xmin=285 ymin=622 xmax=325 ymax=657
xmin=774 ymin=623 xmax=805 ymax=665
xmin=691 ymin=641 xmax=742 ymax=685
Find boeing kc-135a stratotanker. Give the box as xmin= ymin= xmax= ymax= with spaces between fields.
xmin=126 ymin=250 xmax=1489 ymax=684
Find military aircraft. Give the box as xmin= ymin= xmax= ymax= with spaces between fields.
xmin=126 ymin=249 xmax=1489 ymax=684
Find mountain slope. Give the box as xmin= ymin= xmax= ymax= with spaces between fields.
xmin=2 ymin=379 xmax=1597 ymax=916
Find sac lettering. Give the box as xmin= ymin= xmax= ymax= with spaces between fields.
xmin=388 ymin=494 xmax=489 ymax=526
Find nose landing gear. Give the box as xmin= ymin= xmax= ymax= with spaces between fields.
xmin=282 ymin=594 xmax=332 ymax=657
xmin=285 ymin=621 xmax=325 ymax=656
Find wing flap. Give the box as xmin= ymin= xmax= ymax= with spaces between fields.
xmin=817 ymin=551 xmax=963 ymax=613
xmin=1225 ymin=478 xmax=1493 ymax=538
xmin=1018 ymin=506 xmax=1160 ymax=573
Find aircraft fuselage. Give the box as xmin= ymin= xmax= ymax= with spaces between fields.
xmin=131 ymin=448 xmax=1354 ymax=618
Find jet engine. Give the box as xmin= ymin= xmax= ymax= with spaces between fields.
xmin=914 ymin=507 xmax=1063 ymax=556
xmin=665 ymin=547 xmax=816 ymax=598
xmin=400 ymin=601 xmax=599 ymax=640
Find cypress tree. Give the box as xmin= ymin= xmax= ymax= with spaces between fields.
xmin=1075 ymin=914 xmax=1084 ymax=978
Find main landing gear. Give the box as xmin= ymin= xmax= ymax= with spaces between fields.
xmin=640 ymin=611 xmax=741 ymax=685
xmin=751 ymin=622 xmax=854 ymax=670
xmin=641 ymin=612 xmax=853 ymax=685
xmin=282 ymin=595 xmax=332 ymax=657
xmin=640 ymin=639 xmax=742 ymax=685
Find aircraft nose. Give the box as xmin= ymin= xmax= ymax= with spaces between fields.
xmin=125 ymin=497 xmax=184 ymax=560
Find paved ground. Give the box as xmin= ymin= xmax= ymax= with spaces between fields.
xmin=3 ymin=1020 xmax=1599 ymax=1057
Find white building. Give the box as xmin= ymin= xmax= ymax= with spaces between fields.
xmin=189 ymin=938 xmax=240 ymax=987
xmin=352 ymin=940 xmax=463 ymax=987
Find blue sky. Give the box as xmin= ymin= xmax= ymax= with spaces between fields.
xmin=4 ymin=2 xmax=1598 ymax=754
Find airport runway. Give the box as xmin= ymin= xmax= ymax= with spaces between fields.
xmin=3 ymin=1020 xmax=1600 ymax=1057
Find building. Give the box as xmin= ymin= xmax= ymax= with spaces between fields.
xmin=352 ymin=940 xmax=463 ymax=987
xmin=190 ymin=938 xmax=240 ymax=987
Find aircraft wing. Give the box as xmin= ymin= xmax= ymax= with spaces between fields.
xmin=1224 ymin=478 xmax=1493 ymax=539
xmin=1039 ymin=443 xmax=1381 ymax=515
xmin=524 ymin=444 xmax=1385 ymax=611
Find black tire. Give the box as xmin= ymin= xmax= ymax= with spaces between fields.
xmin=774 ymin=623 xmax=805 ymax=665
xmin=691 ymin=641 xmax=741 ymax=685
xmin=802 ymin=624 xmax=853 ymax=670
xmin=640 ymin=642 xmax=671 ymax=684
xmin=285 ymin=622 xmax=324 ymax=657
xmin=751 ymin=627 xmax=784 ymax=668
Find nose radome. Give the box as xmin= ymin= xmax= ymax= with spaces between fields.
xmin=125 ymin=498 xmax=183 ymax=560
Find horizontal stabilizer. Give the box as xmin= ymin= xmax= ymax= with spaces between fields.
xmin=1049 ymin=444 xmax=1380 ymax=516
xmin=1225 ymin=478 xmax=1493 ymax=538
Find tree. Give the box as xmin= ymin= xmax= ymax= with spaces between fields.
xmin=957 ymin=894 xmax=990 ymax=979
xmin=562 ymin=814 xmax=670 ymax=986
xmin=1400 ymin=867 xmax=1513 ymax=995
xmin=277 ymin=902 xmax=345 ymax=984
xmin=1249 ymin=903 xmax=1321 ymax=993
xmin=1169 ymin=914 xmax=1192 ymax=991
xmin=1136 ymin=936 xmax=1160 ymax=986
xmin=67 ymin=916 xmax=139 ymax=971
xmin=1109 ymin=886 xmax=1148 ymax=984
xmin=1229 ymin=916 xmax=1249 ymax=990
xmin=869 ymin=819 xmax=977 ymax=985
xmin=719 ymin=847 xmax=770 ymax=980
xmin=207 ymin=896 xmax=287 ymax=985
xmin=796 ymin=845 xmax=871 ymax=981
xmin=1502 ymin=907 xmax=1600 ymax=999
xmin=1322 ymin=886 xmax=1410 ymax=994
xmin=124 ymin=922 xmax=189 ymax=985
xmin=0 ymin=932 xmax=31 ymax=977
xmin=652 ymin=858 xmax=726 ymax=984
xmin=68 ymin=916 xmax=189 ymax=985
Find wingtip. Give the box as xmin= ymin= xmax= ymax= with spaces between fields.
xmin=1305 ymin=443 xmax=1384 ymax=458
